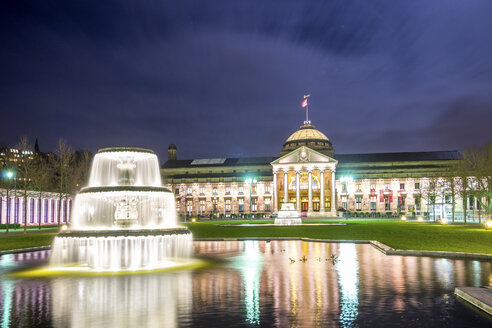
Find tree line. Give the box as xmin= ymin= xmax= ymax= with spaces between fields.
xmin=413 ymin=143 xmax=491 ymax=224
xmin=0 ymin=137 xmax=92 ymax=233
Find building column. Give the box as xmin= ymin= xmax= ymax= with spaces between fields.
xmin=284 ymin=171 xmax=288 ymax=204
xmin=320 ymin=170 xmax=325 ymax=212
xmin=273 ymin=171 xmax=278 ymax=212
xmin=331 ymin=169 xmax=336 ymax=214
xmin=296 ymin=171 xmax=300 ymax=212
xmin=308 ymin=170 xmax=313 ymax=211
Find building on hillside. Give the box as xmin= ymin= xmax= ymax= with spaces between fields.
xmin=161 ymin=121 xmax=478 ymax=222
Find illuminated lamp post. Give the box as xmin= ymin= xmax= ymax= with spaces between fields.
xmin=245 ymin=177 xmax=257 ymax=220
xmin=340 ymin=176 xmax=353 ymax=219
xmin=4 ymin=170 xmax=16 ymax=232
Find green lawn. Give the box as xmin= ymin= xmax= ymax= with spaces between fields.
xmin=0 ymin=233 xmax=57 ymax=252
xmin=184 ymin=220 xmax=492 ymax=254
xmin=0 ymin=221 xmax=490 ymax=254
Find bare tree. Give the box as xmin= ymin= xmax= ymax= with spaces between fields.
xmin=16 ymin=137 xmax=37 ymax=234
xmin=462 ymin=143 xmax=492 ymax=223
xmin=51 ymin=139 xmax=75 ymax=226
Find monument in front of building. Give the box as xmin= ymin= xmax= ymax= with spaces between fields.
xmin=274 ymin=203 xmax=302 ymax=225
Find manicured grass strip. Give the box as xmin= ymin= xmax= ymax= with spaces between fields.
xmin=0 ymin=233 xmax=57 ymax=252
xmin=185 ymin=221 xmax=492 ymax=255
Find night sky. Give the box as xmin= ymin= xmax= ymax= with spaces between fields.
xmin=1 ymin=0 xmax=491 ymax=161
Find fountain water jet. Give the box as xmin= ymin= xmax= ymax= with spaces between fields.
xmin=50 ymin=147 xmax=192 ymax=271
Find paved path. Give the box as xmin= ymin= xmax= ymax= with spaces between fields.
xmin=455 ymin=287 xmax=492 ymax=316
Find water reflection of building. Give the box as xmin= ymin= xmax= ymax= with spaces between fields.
xmin=1 ymin=244 xmax=492 ymax=327
xmin=192 ymin=241 xmax=492 ymax=327
xmin=162 ymin=120 xmax=464 ymax=220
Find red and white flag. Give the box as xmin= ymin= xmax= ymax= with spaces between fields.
xmin=301 ymin=99 xmax=308 ymax=107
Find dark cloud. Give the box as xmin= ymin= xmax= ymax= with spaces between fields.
xmin=0 ymin=0 xmax=491 ymax=161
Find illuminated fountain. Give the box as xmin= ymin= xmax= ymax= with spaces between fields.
xmin=50 ymin=147 xmax=192 ymax=271
xmin=274 ymin=203 xmax=302 ymax=225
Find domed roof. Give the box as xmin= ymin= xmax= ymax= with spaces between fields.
xmin=281 ymin=124 xmax=334 ymax=157
xmin=285 ymin=125 xmax=330 ymax=142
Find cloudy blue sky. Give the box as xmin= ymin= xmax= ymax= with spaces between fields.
xmin=1 ymin=0 xmax=491 ymax=160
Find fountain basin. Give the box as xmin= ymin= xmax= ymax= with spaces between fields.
xmin=51 ymin=229 xmax=192 ymax=271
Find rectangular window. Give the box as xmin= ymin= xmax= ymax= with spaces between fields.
xmin=400 ymin=183 xmax=405 ymax=190
xmin=385 ymin=183 xmax=390 ymax=190
xmin=342 ymin=196 xmax=347 ymax=210
xmin=251 ymin=198 xmax=257 ymax=212
xmin=199 ymin=200 xmax=205 ymax=213
xmin=238 ymin=198 xmax=244 ymax=212
xmin=51 ymin=199 xmax=56 ymax=223
xmin=187 ymin=187 xmax=192 ymax=195
xmin=186 ymin=200 xmax=193 ymax=213
xmin=370 ymin=183 xmax=376 ymax=190
xmin=238 ymin=186 xmax=244 ymax=194
xmin=252 ymin=185 xmax=257 ymax=194
xmin=445 ymin=195 xmax=452 ymax=204
xmin=468 ymin=196 xmax=474 ymax=210
xmin=356 ymin=184 xmax=361 ymax=192
xmin=429 ymin=195 xmax=436 ymax=205
xmin=384 ymin=196 xmax=390 ymax=211
xmin=415 ymin=182 xmax=420 ymax=190
xmin=30 ymin=198 xmax=35 ymax=223
xmin=265 ymin=185 xmax=270 ymax=193
xmin=225 ymin=199 xmax=231 ymax=212
xmin=225 ymin=186 xmax=231 ymax=194
xmin=415 ymin=195 xmax=421 ymax=211
xmin=355 ymin=196 xmax=362 ymax=211
xmin=175 ymin=188 xmax=179 ymax=195
xmin=212 ymin=187 xmax=218 ymax=195
xmin=200 ymin=187 xmax=205 ymax=195
xmin=44 ymin=199 xmax=49 ymax=223
xmin=265 ymin=198 xmax=271 ymax=212
xmin=370 ymin=196 xmax=376 ymax=211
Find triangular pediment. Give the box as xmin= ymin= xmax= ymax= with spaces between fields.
xmin=271 ymin=146 xmax=337 ymax=165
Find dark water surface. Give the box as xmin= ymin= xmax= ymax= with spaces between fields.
xmin=0 ymin=241 xmax=491 ymax=327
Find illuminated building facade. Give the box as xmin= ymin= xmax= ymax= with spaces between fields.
xmin=162 ymin=121 xmax=468 ymax=220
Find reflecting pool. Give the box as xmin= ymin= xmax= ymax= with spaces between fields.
xmin=1 ymin=241 xmax=491 ymax=327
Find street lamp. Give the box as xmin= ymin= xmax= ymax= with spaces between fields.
xmin=245 ymin=177 xmax=257 ymax=220
xmin=3 ymin=170 xmax=16 ymax=232
xmin=340 ymin=176 xmax=353 ymax=219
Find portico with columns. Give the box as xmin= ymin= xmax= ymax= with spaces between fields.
xmin=271 ymin=146 xmax=338 ymax=217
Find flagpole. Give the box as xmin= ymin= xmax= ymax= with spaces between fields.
xmin=303 ymin=94 xmax=311 ymax=125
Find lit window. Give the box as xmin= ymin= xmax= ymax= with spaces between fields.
xmin=199 ymin=200 xmax=205 ymax=213
xmin=212 ymin=187 xmax=218 ymax=195
xmin=238 ymin=198 xmax=244 ymax=212
xmin=239 ymin=186 xmax=244 ymax=194
xmin=225 ymin=186 xmax=231 ymax=194
xmin=186 ymin=200 xmax=193 ymax=213
xmin=251 ymin=198 xmax=257 ymax=212
xmin=265 ymin=198 xmax=271 ymax=212
xmin=356 ymin=196 xmax=362 ymax=211
xmin=187 ymin=187 xmax=192 ymax=195
xmin=265 ymin=185 xmax=270 ymax=193
xmin=200 ymin=187 xmax=205 ymax=194
xmin=370 ymin=183 xmax=376 ymax=190
xmin=385 ymin=183 xmax=390 ymax=190
xmin=225 ymin=199 xmax=231 ymax=212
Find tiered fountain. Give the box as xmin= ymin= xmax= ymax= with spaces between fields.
xmin=50 ymin=147 xmax=192 ymax=271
